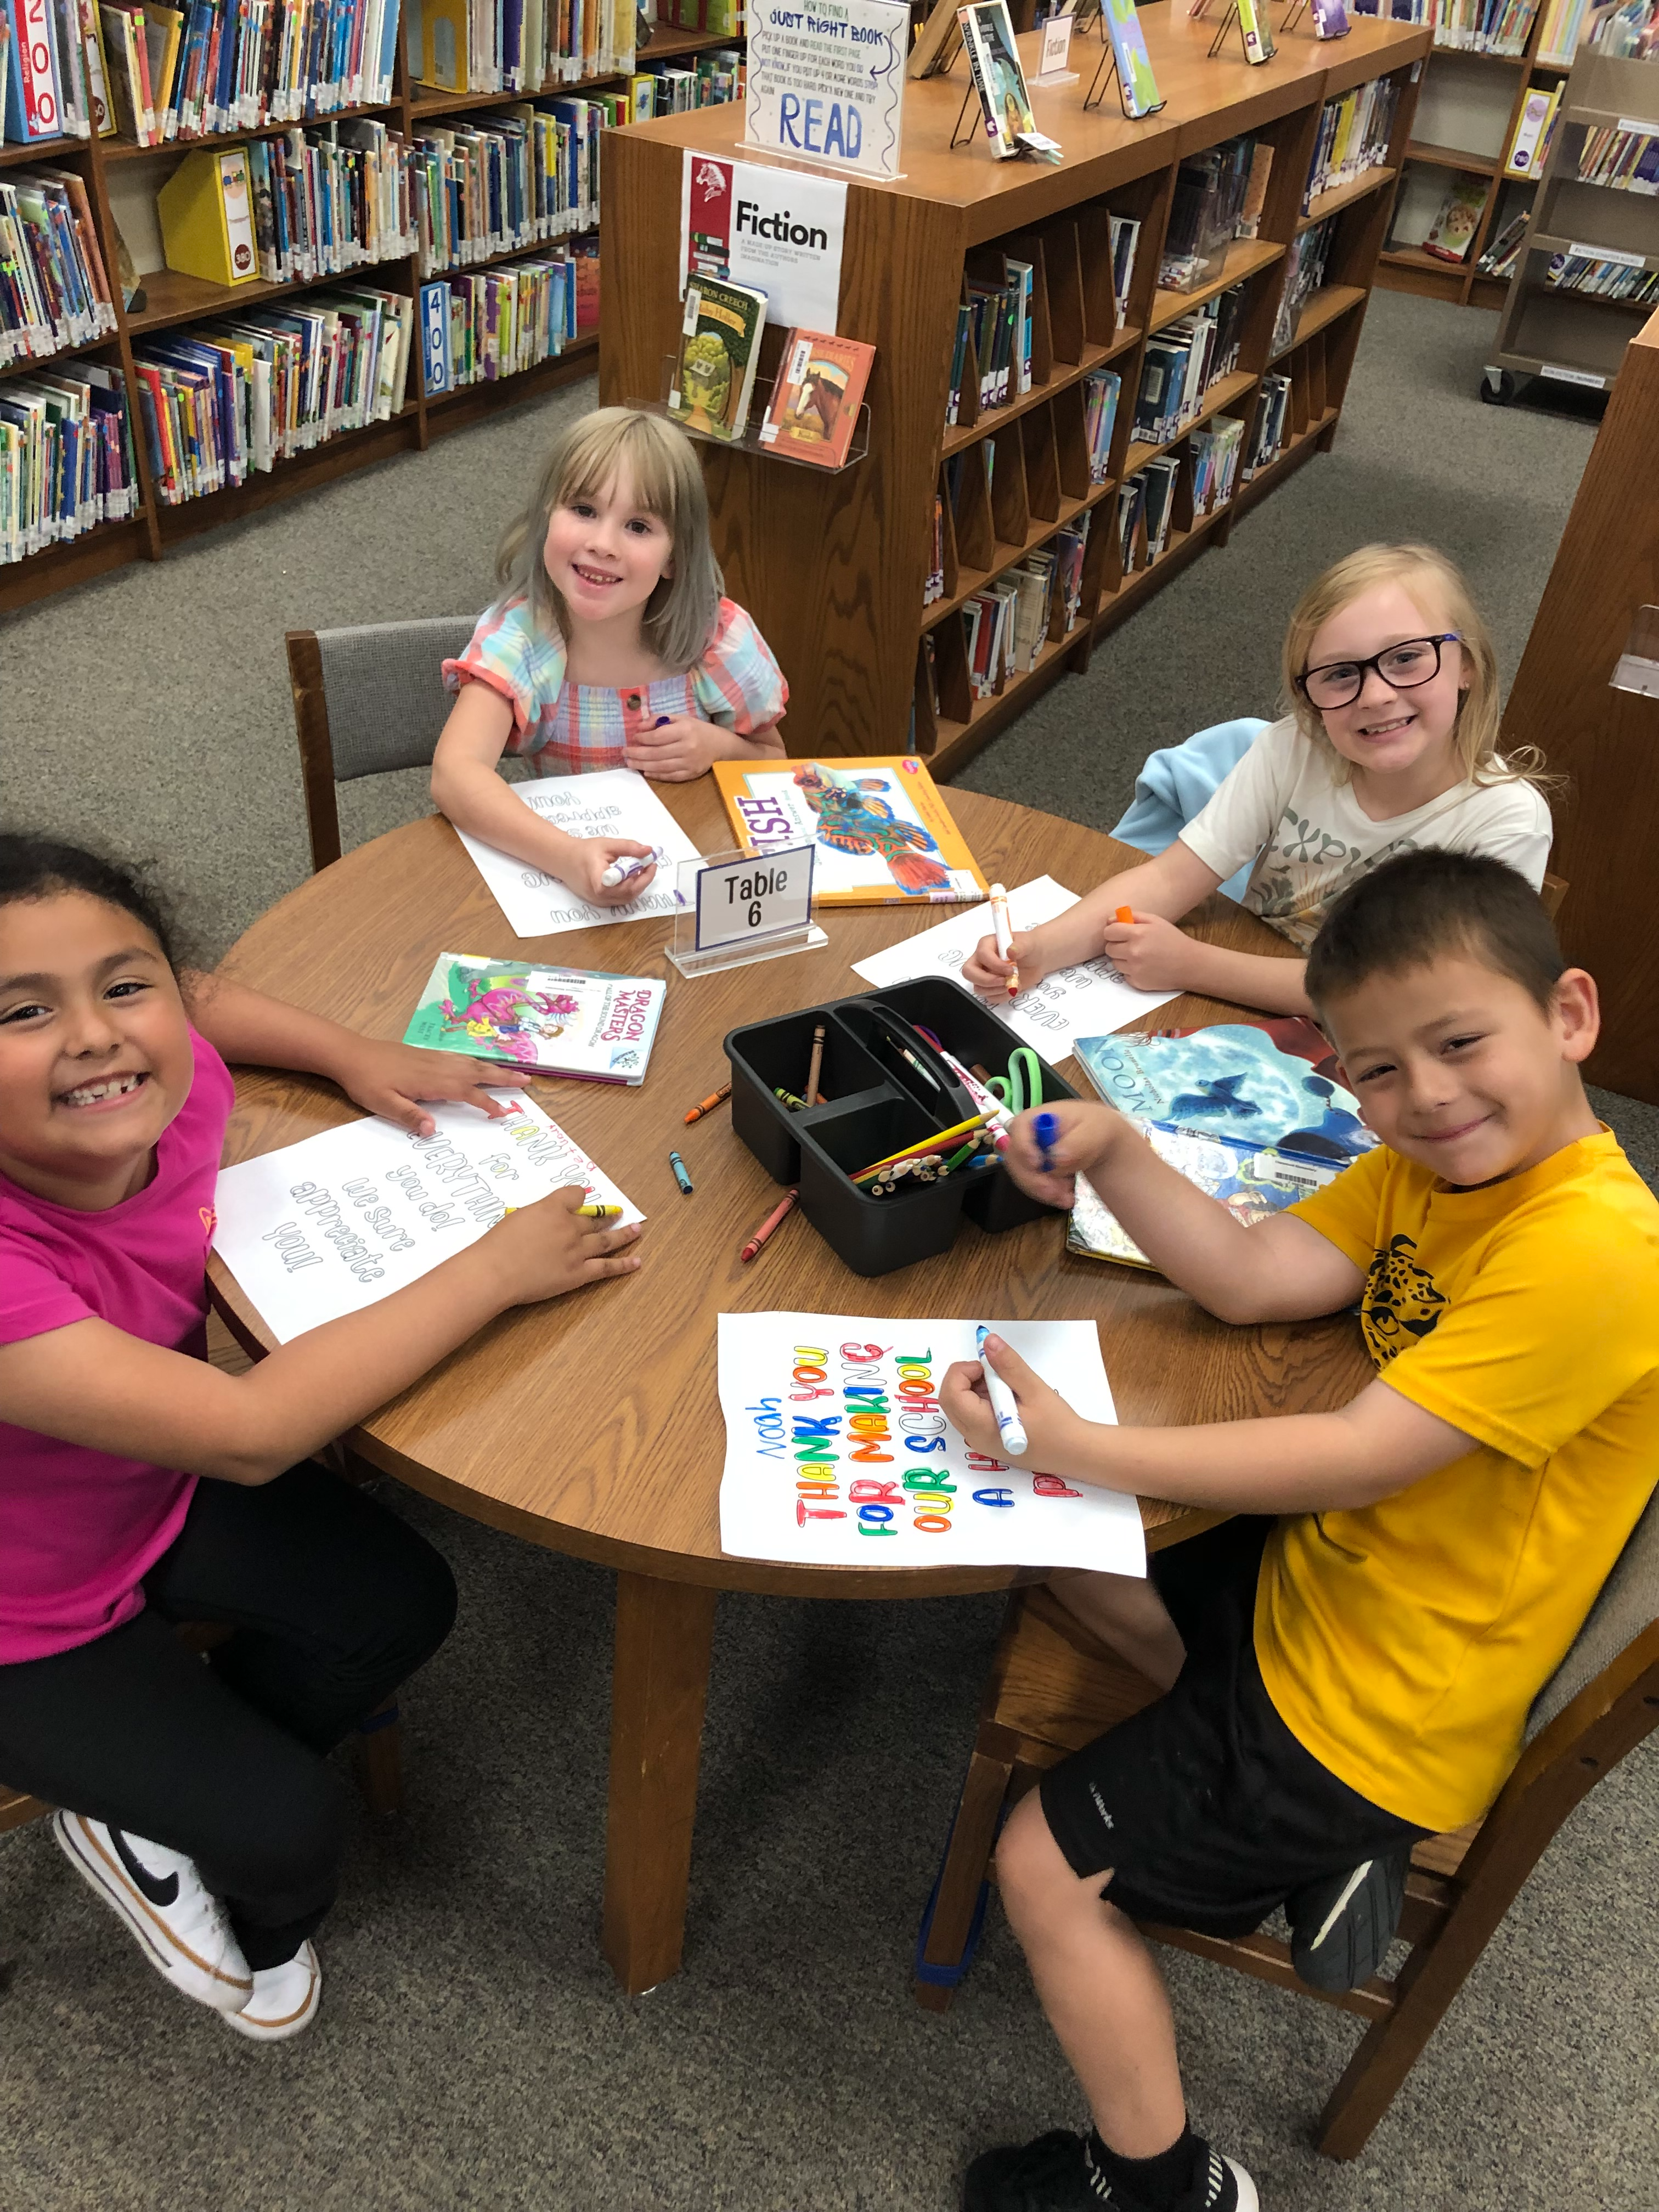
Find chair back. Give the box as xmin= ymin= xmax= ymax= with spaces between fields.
xmin=286 ymin=617 xmax=478 ymax=872
xmin=1526 ymin=1480 xmax=1659 ymax=1739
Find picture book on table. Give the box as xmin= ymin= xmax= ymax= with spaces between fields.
xmin=402 ymin=953 xmax=667 ymax=1085
xmin=1068 ymin=1125 xmax=1345 ymax=1269
xmin=669 ymin=272 xmax=768 ymax=441
xmin=713 ymin=756 xmax=989 ymax=906
xmin=758 ymin=329 xmax=876 ymax=467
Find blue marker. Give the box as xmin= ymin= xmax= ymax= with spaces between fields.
xmin=975 ymin=1325 xmax=1028 ymax=1458
xmin=1034 ymin=1109 xmax=1059 ymax=1171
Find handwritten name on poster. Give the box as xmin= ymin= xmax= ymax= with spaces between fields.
xmin=716 ymin=1313 xmax=1144 ymax=1572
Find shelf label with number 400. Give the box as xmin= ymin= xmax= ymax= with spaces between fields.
xmin=693 ymin=844 xmax=816 ymax=953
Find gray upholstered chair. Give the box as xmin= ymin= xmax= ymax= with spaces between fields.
xmin=913 ymin=1484 xmax=1659 ymax=2158
xmin=285 ymin=618 xmax=479 ymax=872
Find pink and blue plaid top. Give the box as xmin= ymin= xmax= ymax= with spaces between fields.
xmin=442 ymin=594 xmax=788 ymax=777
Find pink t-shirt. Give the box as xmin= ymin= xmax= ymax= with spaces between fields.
xmin=0 ymin=1031 xmax=232 ymax=1663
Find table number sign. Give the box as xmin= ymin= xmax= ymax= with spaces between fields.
xmin=670 ymin=843 xmax=828 ymax=975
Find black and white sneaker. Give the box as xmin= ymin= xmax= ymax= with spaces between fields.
xmin=53 ymin=1810 xmax=253 ymax=2015
xmin=963 ymin=2128 xmax=1258 ymax=2211
xmin=1287 ymin=1848 xmax=1409 ymax=1993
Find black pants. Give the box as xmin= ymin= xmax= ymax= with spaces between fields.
xmin=0 ymin=1463 xmax=456 ymax=1970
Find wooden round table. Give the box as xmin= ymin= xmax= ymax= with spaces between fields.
xmin=211 ymin=782 xmax=1368 ymax=1991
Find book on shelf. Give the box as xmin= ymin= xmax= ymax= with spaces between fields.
xmin=1303 ymin=76 xmax=1398 ymax=211
xmin=1116 ymin=473 xmax=1145 ymax=571
xmin=758 ymin=329 xmax=874 ymax=468
xmin=1311 ymin=0 xmax=1349 ymax=32
xmin=407 ymin=0 xmax=635 ymax=92
xmin=2 ymin=0 xmax=63 ymax=142
xmin=1242 ymin=372 xmax=1290 ymax=477
xmin=1189 ymin=410 xmax=1244 ymax=512
xmin=669 ymin=272 xmax=766 ymax=441
xmin=966 ymin=579 xmax=1017 ymax=693
xmin=246 ymin=126 xmax=419 ymax=285
xmin=403 ymin=954 xmax=667 ymax=1084
xmin=1536 ymin=0 xmax=1592 ymax=59
xmin=1083 ymin=365 xmax=1119 ymax=480
xmin=1544 ymin=250 xmax=1659 ymax=303
xmin=1584 ymin=0 xmax=1659 ymax=57
xmin=1504 ymin=83 xmax=1561 ymax=178
xmin=1577 ymin=127 xmax=1659 ymax=192
xmin=1108 ymin=213 xmax=1140 ymax=323
xmin=957 ymin=0 xmax=1054 ymax=162
xmin=1139 ymin=454 xmax=1180 ymax=560
xmin=1349 ymin=0 xmax=1538 ymax=54
xmin=1421 ymin=177 xmax=1488 ymax=262
xmin=713 ymin=757 xmax=990 ymax=905
xmin=1271 ymin=221 xmax=1333 ymax=352
xmin=1476 ymin=207 xmax=1530 ymax=277
xmin=1235 ymin=0 xmax=1275 ymax=61
xmin=413 ymin=106 xmax=605 ymax=276
xmin=1133 ymin=285 xmax=1244 ymax=446
xmin=0 ymin=17 xmax=12 ymax=133
xmin=0 ymin=166 xmax=117 ymax=363
xmin=1 ymin=357 xmax=137 ymax=563
xmin=923 ymin=489 xmax=945 ymax=605
xmin=427 ymin=252 xmax=579 ymax=385
xmin=1053 ymin=514 xmax=1089 ymax=630
xmin=1100 ymin=0 xmax=1160 ymax=119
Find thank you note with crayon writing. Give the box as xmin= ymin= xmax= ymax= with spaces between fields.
xmin=852 ymin=877 xmax=1178 ymax=1054
xmin=716 ymin=1313 xmax=1144 ymax=1572
xmin=454 ymin=769 xmax=703 ymax=938
xmin=213 ymin=1092 xmax=642 ymax=1343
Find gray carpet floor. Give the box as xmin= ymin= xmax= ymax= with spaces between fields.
xmin=1 ymin=288 xmax=1655 ymax=2211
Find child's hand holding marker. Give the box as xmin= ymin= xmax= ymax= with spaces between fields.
xmin=999 ymin=1099 xmax=1132 ymax=1209
xmin=961 ymin=921 xmax=1048 ymax=1000
xmin=623 ymin=713 xmax=735 ymax=783
xmin=988 ymin=883 xmax=1020 ymax=1001
xmin=574 ymin=838 xmax=658 ymax=907
xmin=940 ymin=1334 xmax=1084 ymax=1476
xmin=1099 ymin=903 xmax=1197 ymax=991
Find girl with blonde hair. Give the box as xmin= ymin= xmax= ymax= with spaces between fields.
xmin=963 ymin=543 xmax=1552 ymax=1016
xmin=432 ymin=407 xmax=787 ymax=907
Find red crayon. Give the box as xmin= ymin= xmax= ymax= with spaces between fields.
xmin=741 ymin=1187 xmax=799 ymax=1262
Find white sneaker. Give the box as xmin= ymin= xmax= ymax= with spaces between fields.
xmin=52 ymin=1810 xmax=253 ymax=2015
xmin=223 ymin=1939 xmax=321 ymax=2041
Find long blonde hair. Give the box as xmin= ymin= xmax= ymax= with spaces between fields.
xmin=1280 ymin=543 xmax=1544 ymax=788
xmin=494 ymin=408 xmax=724 ymax=672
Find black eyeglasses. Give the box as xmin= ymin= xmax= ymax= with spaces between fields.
xmin=1296 ymin=634 xmax=1462 ymax=712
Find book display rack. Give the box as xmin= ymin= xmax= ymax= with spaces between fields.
xmin=0 ymin=10 xmax=746 ymax=612
xmin=1481 ymin=50 xmax=1659 ymax=398
xmin=602 ymin=7 xmax=1430 ymax=772
xmin=1368 ymin=0 xmax=1576 ymax=310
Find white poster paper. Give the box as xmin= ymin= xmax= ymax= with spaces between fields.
xmin=851 ymin=877 xmax=1178 ymax=1056
xmin=718 ymin=1313 xmax=1144 ymax=1573
xmin=744 ymin=0 xmax=909 ymax=182
xmin=681 ymin=151 xmax=847 ymax=331
xmin=213 ymin=1092 xmax=642 ymax=1344
xmin=454 ymin=768 xmax=703 ymax=938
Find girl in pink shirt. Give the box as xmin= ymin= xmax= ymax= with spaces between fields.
xmin=0 ymin=836 xmax=644 ymax=2040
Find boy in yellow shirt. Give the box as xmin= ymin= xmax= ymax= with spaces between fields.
xmin=941 ymin=849 xmax=1659 ymax=2212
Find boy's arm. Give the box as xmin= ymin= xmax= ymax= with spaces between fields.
xmin=427 ymin=684 xmax=658 ymax=905
xmin=941 ymin=1346 xmax=1475 ymax=1515
xmin=0 ymin=1194 xmax=642 ymax=1486
xmin=1002 ymin=1102 xmax=1366 ymax=1323
xmin=185 ymin=969 xmax=510 ymax=1137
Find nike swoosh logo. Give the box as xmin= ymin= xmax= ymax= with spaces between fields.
xmin=110 ymin=1828 xmax=180 ymax=1909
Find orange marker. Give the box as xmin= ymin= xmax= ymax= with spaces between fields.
xmin=1115 ymin=905 xmax=1135 ymax=924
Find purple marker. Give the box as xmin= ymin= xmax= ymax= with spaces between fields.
xmin=600 ymin=853 xmax=657 ymax=890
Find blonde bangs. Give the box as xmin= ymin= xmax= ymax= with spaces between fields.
xmin=1280 ymin=542 xmax=1525 ymax=787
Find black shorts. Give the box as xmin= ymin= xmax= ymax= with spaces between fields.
xmin=1039 ymin=1516 xmax=1429 ymax=1939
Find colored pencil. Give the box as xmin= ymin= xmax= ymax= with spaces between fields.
xmin=805 ymin=1022 xmax=826 ymax=1108
xmin=850 ymin=1108 xmax=997 ymax=1184
xmin=684 ymin=1080 xmax=731 ymax=1124
xmin=740 ymin=1187 xmax=799 ymax=1262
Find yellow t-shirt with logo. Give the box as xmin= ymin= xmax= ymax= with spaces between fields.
xmin=1260 ymin=1128 xmax=1659 ymax=1832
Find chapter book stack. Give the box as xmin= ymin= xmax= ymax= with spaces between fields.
xmin=419 ymin=251 xmax=585 ymax=392
xmin=1349 ymin=0 xmax=1539 ymax=53
xmin=1132 ymin=285 xmax=1245 ymax=445
xmin=1271 ymin=218 xmax=1334 ymax=351
xmin=405 ymin=0 xmax=636 ymax=93
xmin=238 ymin=127 xmax=418 ymax=283
xmin=759 ymin=330 xmax=874 ymax=467
xmin=1066 ymin=1020 xmax=1376 ymax=1268
xmin=0 ymin=167 xmax=117 ymax=362
xmin=404 ymin=955 xmax=666 ymax=1083
xmin=1084 ymin=368 xmax=1119 ymax=481
xmin=670 ymin=273 xmax=767 ymax=441
xmin=714 ymin=757 xmax=989 ymax=905
xmin=1 ymin=362 xmax=137 ymax=563
xmin=1242 ymin=371 xmax=1290 ymax=476
xmin=1302 ymin=77 xmax=1400 ymax=208
xmin=409 ymin=101 xmax=610 ymax=276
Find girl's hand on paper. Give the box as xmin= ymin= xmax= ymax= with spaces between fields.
xmin=961 ymin=927 xmax=1046 ymax=998
xmin=940 ymin=1335 xmax=1084 ymax=1473
xmin=488 ymin=1185 xmax=643 ymax=1302
xmin=623 ymin=714 xmax=730 ymax=782
xmin=571 ymin=838 xmax=658 ymax=906
xmin=334 ymin=1040 xmax=515 ymax=1138
xmin=1001 ymin=1099 xmax=1132 ymax=1206
xmin=1099 ymin=909 xmax=1197 ymax=991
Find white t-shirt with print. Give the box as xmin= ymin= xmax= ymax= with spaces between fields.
xmin=1178 ymin=716 xmax=1554 ymax=951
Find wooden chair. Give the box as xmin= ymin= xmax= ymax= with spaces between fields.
xmin=286 ymin=618 xmax=478 ymax=873
xmin=914 ymin=1488 xmax=1659 ymax=2159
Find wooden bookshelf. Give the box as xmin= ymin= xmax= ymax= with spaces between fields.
xmin=1376 ymin=4 xmax=1576 ymax=311
xmin=602 ymin=7 xmax=1429 ymax=772
xmin=1502 ymin=304 xmax=1659 ymax=1103
xmin=0 ymin=19 xmax=743 ymax=613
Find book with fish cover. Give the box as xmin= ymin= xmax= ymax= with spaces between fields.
xmin=712 ymin=755 xmax=989 ymax=906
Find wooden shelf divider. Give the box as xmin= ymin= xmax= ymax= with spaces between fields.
xmin=602 ymin=7 xmax=1429 ymax=771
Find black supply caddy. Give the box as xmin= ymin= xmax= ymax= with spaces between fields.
xmin=723 ymin=977 xmax=1078 ymax=1277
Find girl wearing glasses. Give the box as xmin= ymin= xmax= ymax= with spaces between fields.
xmin=962 ymin=543 xmax=1551 ymax=1016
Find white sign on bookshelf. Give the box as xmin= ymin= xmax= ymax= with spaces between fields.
xmin=744 ymin=0 xmax=910 ymax=181
xmin=681 ymin=151 xmax=848 ymax=329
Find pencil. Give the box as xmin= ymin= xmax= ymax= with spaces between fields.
xmin=684 ymin=1080 xmax=731 ymax=1124
xmin=850 ymin=1108 xmax=997 ymax=1183
xmin=740 ymin=1187 xmax=799 ymax=1262
xmin=805 ymin=1021 xmax=826 ymax=1108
